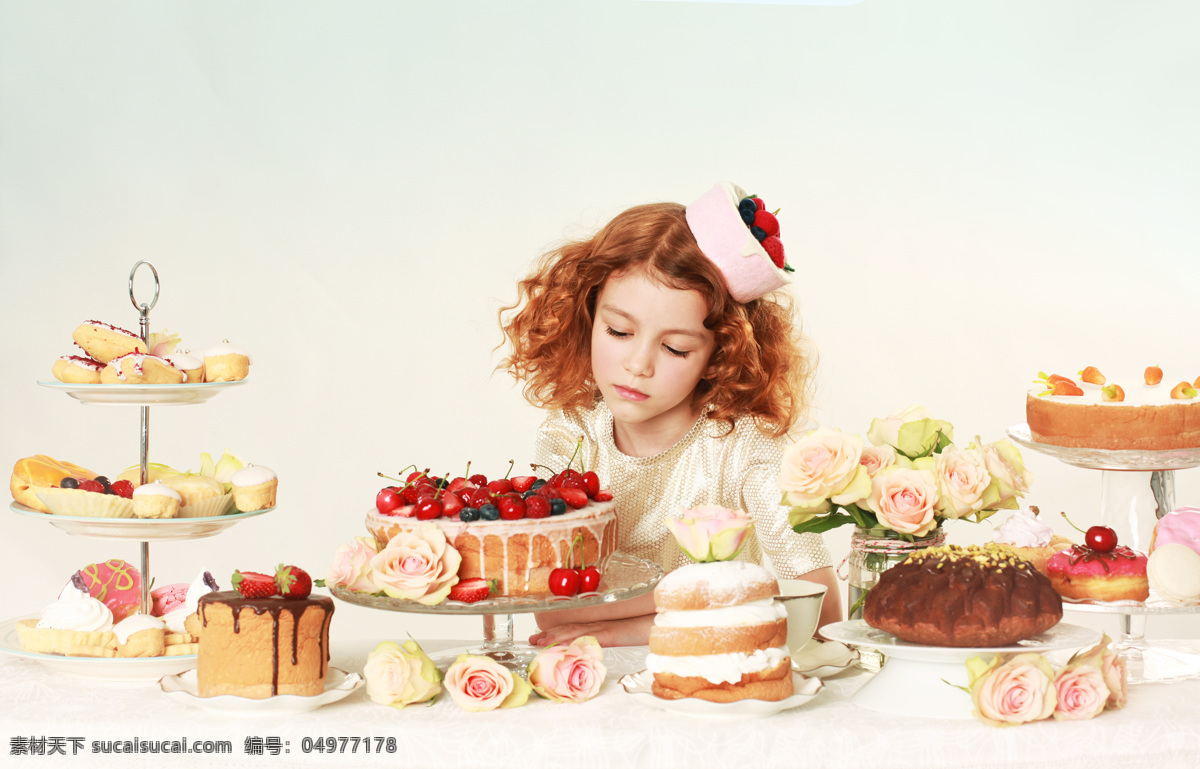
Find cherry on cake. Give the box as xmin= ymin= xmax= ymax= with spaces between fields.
xmin=1026 ymin=366 xmax=1200 ymax=451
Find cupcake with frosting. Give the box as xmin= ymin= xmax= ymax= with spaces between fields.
xmin=231 ymin=465 xmax=277 ymax=512
xmin=132 ymin=481 xmax=182 ymax=519
xmin=992 ymin=506 xmax=1074 ymax=574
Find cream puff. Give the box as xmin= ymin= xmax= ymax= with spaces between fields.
xmin=51 ymin=355 xmax=103 ymax=384
xmin=164 ymin=351 xmax=204 ymax=383
xmin=72 ymin=320 xmax=147 ymax=364
xmin=203 ymin=341 xmax=251 ymax=382
xmin=100 ymin=353 xmax=185 ymax=385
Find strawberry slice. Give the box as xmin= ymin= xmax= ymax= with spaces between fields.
xmin=448 ymin=578 xmax=493 ymax=603
xmin=232 ymin=570 xmax=278 ymax=598
xmin=593 ymin=489 xmax=613 ymax=502
xmin=559 ymin=487 xmax=588 ymax=509
xmin=510 ymin=475 xmax=537 ymax=493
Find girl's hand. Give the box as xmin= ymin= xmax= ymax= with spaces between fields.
xmin=528 ymin=614 xmax=655 ymax=648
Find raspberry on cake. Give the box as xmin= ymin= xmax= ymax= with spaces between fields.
xmin=647 ymin=561 xmax=793 ymax=703
xmin=863 ymin=544 xmax=1063 ymax=647
xmin=1027 ymin=366 xmax=1200 ymax=451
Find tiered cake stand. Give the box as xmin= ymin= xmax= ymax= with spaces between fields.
xmin=3 ymin=262 xmax=273 ymax=681
xmin=1008 ymin=423 xmax=1200 ymax=684
xmin=332 ymin=551 xmax=662 ymax=671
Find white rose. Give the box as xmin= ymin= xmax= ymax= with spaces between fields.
xmin=859 ymin=444 xmax=897 ymax=478
xmin=933 ymin=447 xmax=991 ymax=519
xmin=778 ymin=428 xmax=872 ymax=509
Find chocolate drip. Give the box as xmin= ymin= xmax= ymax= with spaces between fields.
xmin=1064 ymin=544 xmax=1139 ymax=573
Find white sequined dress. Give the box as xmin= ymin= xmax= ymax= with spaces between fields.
xmin=535 ymin=401 xmax=832 ymax=579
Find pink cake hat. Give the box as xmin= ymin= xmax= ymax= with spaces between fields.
xmin=685 ymin=182 xmax=793 ymax=302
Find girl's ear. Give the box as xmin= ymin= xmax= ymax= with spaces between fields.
xmin=703 ymin=361 xmax=718 ymax=380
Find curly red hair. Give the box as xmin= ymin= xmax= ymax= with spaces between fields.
xmin=499 ymin=202 xmax=814 ymax=437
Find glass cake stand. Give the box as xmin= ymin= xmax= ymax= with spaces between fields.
xmin=1007 ymin=423 xmax=1200 ymax=683
xmin=331 ymin=551 xmax=663 ymax=671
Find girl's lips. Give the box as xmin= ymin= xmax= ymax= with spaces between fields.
xmin=613 ymin=385 xmax=649 ymax=402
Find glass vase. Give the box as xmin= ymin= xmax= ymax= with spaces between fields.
xmin=845 ymin=525 xmax=946 ymax=671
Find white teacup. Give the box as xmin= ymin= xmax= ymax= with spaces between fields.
xmin=776 ymin=579 xmax=827 ymax=654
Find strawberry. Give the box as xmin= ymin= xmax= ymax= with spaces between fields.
xmin=593 ymin=489 xmax=613 ymax=502
xmin=232 ymin=570 xmax=277 ymax=598
xmin=510 ymin=475 xmax=537 ymax=493
xmin=753 ymin=209 xmax=780 ymax=238
xmin=525 ymin=495 xmax=551 ymax=519
xmin=1078 ymin=366 xmax=1105 ymax=385
xmin=1145 ymin=366 xmax=1163 ymax=386
xmin=559 ymin=487 xmax=589 ymax=509
xmin=275 ymin=564 xmax=312 ymax=599
xmin=448 ymin=578 xmax=493 ymax=603
xmin=440 ymin=491 xmax=465 ymax=518
xmin=1050 ymin=380 xmax=1085 ymax=396
xmin=487 ymin=478 xmax=513 ymax=495
xmin=110 ymin=480 xmax=135 ymax=499
xmin=762 ymin=236 xmax=785 ymax=269
xmin=1170 ymin=381 xmax=1197 ymax=400
xmin=1102 ymin=384 xmax=1126 ymax=402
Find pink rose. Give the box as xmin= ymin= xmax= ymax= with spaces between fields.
xmin=967 ymin=653 xmax=1057 ymax=727
xmin=369 ymin=523 xmax=462 ymax=605
xmin=327 ymin=537 xmax=377 ymax=592
xmin=1052 ymin=664 xmax=1110 ymax=721
xmin=779 ymin=428 xmax=872 ymax=511
xmin=866 ymin=468 xmax=939 ymax=537
xmin=858 ymin=445 xmax=896 ymax=478
xmin=932 ymin=446 xmax=991 ymax=519
xmin=666 ymin=506 xmax=751 ymax=563
xmin=1069 ymin=634 xmax=1127 ymax=710
xmin=444 ymin=654 xmax=531 ymax=711
xmin=527 ymin=636 xmax=606 ymax=703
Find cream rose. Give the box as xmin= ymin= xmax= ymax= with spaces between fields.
xmin=865 ymin=467 xmax=939 ymax=537
xmin=932 ymin=446 xmax=991 ymax=519
xmin=327 ymin=537 xmax=378 ymax=592
xmin=1069 ymin=634 xmax=1127 ymax=710
xmin=363 ymin=640 xmax=442 ymax=708
xmin=444 ymin=654 xmax=532 ymax=711
xmin=527 ymin=636 xmax=606 ymax=703
xmin=967 ymin=653 xmax=1057 ymax=727
xmin=1052 ymin=664 xmax=1110 ymax=721
xmin=666 ymin=506 xmax=751 ymax=563
xmin=858 ymin=444 xmax=896 ymax=478
xmin=981 ymin=439 xmax=1033 ymax=508
xmin=369 ymin=523 xmax=462 ymax=605
xmin=779 ymin=428 xmax=872 ymax=511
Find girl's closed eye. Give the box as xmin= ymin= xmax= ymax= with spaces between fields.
xmin=605 ymin=327 xmax=630 ymax=340
xmin=664 ymin=344 xmax=690 ymax=359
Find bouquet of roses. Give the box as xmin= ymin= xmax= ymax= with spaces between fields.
xmin=779 ymin=406 xmax=1033 ymax=540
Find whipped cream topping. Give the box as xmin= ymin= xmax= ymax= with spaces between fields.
xmin=993 ymin=508 xmax=1054 ymax=548
xmin=161 ymin=570 xmax=217 ymax=633
xmin=132 ymin=481 xmax=182 ymax=500
xmin=1029 ymin=368 xmax=1197 ymax=407
xmin=654 ymin=598 xmax=786 ymax=628
xmin=231 ymin=465 xmax=276 ymax=487
xmin=204 ymin=342 xmax=252 ymax=363
xmin=113 ymin=613 xmax=165 ymax=644
xmin=645 ymin=646 xmax=789 ymax=684
xmin=37 ymin=576 xmax=113 ymax=632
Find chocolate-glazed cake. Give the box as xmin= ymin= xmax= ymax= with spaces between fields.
xmin=863 ymin=544 xmax=1062 ymax=647
xmin=196 ymin=591 xmax=333 ymax=698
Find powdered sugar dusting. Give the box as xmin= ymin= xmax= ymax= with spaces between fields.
xmin=656 ymin=561 xmax=775 ymax=607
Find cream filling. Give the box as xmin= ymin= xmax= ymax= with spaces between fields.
xmin=645 ymin=646 xmax=789 ymax=685
xmin=114 ymin=614 xmax=165 ymax=644
xmin=654 ymin=598 xmax=785 ymax=628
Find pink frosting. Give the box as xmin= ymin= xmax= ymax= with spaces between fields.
xmin=1047 ymin=546 xmax=1147 ymax=578
xmin=151 ymin=583 xmax=188 ymax=616
xmin=1153 ymin=507 xmax=1200 ymax=556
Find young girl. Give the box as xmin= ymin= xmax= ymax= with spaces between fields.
xmin=500 ymin=182 xmax=841 ymax=647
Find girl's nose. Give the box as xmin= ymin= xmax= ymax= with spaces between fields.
xmin=624 ymin=341 xmax=654 ymax=378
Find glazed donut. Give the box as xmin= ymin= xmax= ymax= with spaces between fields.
xmin=647 ymin=561 xmax=793 ymax=703
xmin=72 ymin=321 xmax=146 ymax=364
xmin=51 ymin=355 xmax=103 ymax=384
xmin=10 ymin=455 xmax=98 ymax=512
xmin=202 ymin=341 xmax=251 ymax=382
xmin=100 ymin=354 xmax=185 ymax=385
xmin=1046 ymin=545 xmax=1150 ymax=602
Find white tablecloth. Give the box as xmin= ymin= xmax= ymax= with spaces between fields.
xmin=3 ymin=641 xmax=1200 ymax=769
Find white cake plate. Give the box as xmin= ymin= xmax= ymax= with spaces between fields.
xmin=0 ymin=616 xmax=196 ymax=682
xmin=821 ymin=620 xmax=1101 ymax=719
xmin=37 ymin=380 xmax=246 ymax=406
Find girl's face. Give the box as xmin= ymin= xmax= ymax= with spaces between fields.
xmin=590 ymin=271 xmax=715 ymax=454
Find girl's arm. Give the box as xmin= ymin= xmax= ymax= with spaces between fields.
xmin=528 ymin=592 xmax=657 ymax=648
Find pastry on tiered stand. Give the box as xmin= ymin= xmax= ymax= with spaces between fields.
xmin=991 ymin=506 xmax=1075 ymax=574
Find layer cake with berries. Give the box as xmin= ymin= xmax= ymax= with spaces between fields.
xmin=1027 ymin=366 xmax=1200 ymax=451
xmin=368 ymin=469 xmax=618 ymax=597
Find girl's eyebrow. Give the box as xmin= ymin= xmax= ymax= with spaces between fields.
xmin=598 ymin=305 xmax=708 ymax=340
